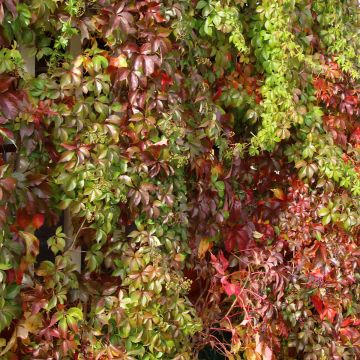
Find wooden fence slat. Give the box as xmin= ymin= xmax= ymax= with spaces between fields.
xmin=65 ymin=35 xmax=83 ymax=272
xmin=20 ymin=38 xmax=83 ymax=272
xmin=19 ymin=45 xmax=35 ymax=76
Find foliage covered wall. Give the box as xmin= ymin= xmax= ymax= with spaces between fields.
xmin=0 ymin=0 xmax=359 ymax=359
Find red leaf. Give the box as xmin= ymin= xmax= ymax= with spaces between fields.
xmin=32 ymin=213 xmax=44 ymax=229
xmin=0 ymin=93 xmax=19 ymax=119
xmin=15 ymin=269 xmax=24 ymax=285
xmin=0 ymin=75 xmax=15 ymax=93
xmin=323 ymin=306 xmax=337 ymax=323
xmin=212 ymin=87 xmax=222 ymax=101
xmin=350 ymin=126 xmax=360 ymax=144
xmin=210 ymin=250 xmax=229 ymax=275
xmin=160 ymin=72 xmax=173 ymax=90
xmin=311 ymin=294 xmax=323 ymax=315
xmin=224 ymin=225 xmax=249 ymax=252
xmin=218 ymin=251 xmax=229 ymax=272
xmin=7 ymin=268 xmax=24 ymax=285
xmin=0 ymin=127 xmax=14 ymax=142
xmin=0 ymin=177 xmax=16 ymax=192
xmin=339 ymin=326 xmax=360 ymax=340
xmin=16 ymin=209 xmax=31 ymax=229
xmin=221 ymin=277 xmax=240 ymax=296
xmin=130 ymin=71 xmax=139 ymax=90
xmin=311 ymin=294 xmax=337 ymax=323
xmin=143 ymin=56 xmax=156 ymax=76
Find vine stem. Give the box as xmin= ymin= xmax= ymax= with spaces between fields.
xmin=64 ymin=215 xmax=86 ymax=252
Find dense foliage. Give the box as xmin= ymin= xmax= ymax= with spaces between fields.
xmin=0 ymin=0 xmax=359 ymax=359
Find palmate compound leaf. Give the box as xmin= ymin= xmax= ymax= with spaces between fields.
xmin=0 ymin=284 xmax=21 ymax=333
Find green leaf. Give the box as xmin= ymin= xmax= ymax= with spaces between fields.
xmin=58 ymin=151 xmax=75 ymax=163
xmin=203 ymin=18 xmax=213 ymax=36
xmin=215 ymin=181 xmax=225 ymax=191
xmin=58 ymin=198 xmax=72 ymax=210
xmin=0 ymin=263 xmax=12 ymax=271
xmin=119 ymin=322 xmax=131 ymax=338
xmin=0 ymin=301 xmax=21 ymax=333
xmin=67 ymin=307 xmax=83 ymax=320
xmin=93 ymin=55 xmax=108 ymax=72
xmin=58 ymin=317 xmax=68 ymax=333
xmin=322 ymin=214 xmax=332 ymax=226
xmin=5 ymin=284 xmax=20 ymax=300
xmin=318 ymin=207 xmax=329 ymax=217
xmin=196 ymin=0 xmax=207 ymax=9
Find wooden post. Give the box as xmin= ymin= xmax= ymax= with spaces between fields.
xmin=69 ymin=34 xmax=82 ymax=57
xmin=19 ymin=46 xmax=35 ymax=76
xmin=20 ymin=37 xmax=83 ymax=272
xmin=18 ymin=46 xmax=35 ymax=276
xmin=65 ymin=35 xmax=82 ymax=272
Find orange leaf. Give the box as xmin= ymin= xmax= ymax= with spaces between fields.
xmin=32 ymin=213 xmax=44 ymax=229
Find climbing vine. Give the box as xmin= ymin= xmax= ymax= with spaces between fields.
xmin=0 ymin=0 xmax=359 ymax=359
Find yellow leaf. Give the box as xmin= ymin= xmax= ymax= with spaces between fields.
xmin=245 ymin=348 xmax=259 ymax=360
xmin=198 ymin=238 xmax=212 ymax=258
xmin=19 ymin=231 xmax=39 ymax=264
xmin=231 ymin=340 xmax=241 ymax=354
xmin=253 ymin=231 xmax=264 ymax=239
xmin=0 ymin=329 xmax=16 ymax=356
xmin=271 ymin=188 xmax=286 ymax=200
xmin=110 ymin=54 xmax=128 ymax=68
xmin=17 ymin=312 xmax=43 ymax=339
xmin=225 ymin=351 xmax=235 ymax=360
